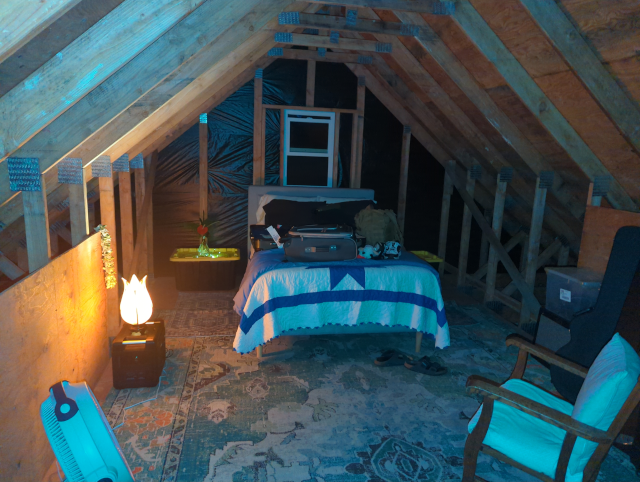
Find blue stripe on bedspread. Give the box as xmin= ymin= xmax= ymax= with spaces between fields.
xmin=239 ymin=289 xmax=446 ymax=334
xmin=233 ymin=249 xmax=441 ymax=315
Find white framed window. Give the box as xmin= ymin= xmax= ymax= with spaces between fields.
xmin=283 ymin=109 xmax=336 ymax=187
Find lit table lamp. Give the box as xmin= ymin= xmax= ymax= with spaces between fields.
xmin=112 ymin=275 xmax=166 ymax=389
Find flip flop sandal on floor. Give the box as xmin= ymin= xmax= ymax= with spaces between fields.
xmin=374 ymin=349 xmax=412 ymax=367
xmin=404 ymin=356 xmax=447 ymax=376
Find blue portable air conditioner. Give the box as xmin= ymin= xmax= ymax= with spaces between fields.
xmin=40 ymin=380 xmax=135 ymax=482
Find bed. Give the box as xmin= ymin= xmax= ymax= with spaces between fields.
xmin=233 ymin=185 xmax=450 ymax=357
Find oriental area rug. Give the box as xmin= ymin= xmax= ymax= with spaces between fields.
xmin=103 ymin=295 xmax=639 ymax=482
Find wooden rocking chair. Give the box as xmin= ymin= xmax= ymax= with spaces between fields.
xmin=463 ymin=334 xmax=640 ymax=482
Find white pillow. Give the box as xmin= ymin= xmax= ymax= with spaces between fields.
xmin=569 ymin=333 xmax=640 ymax=474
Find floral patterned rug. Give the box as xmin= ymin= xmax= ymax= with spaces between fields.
xmin=102 ymin=301 xmax=639 ymax=482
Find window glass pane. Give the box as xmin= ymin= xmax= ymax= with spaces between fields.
xmin=290 ymin=122 xmax=329 ymax=151
xmin=287 ymin=156 xmax=329 ymax=186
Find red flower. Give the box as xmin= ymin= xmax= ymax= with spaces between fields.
xmin=197 ymin=225 xmax=209 ymax=236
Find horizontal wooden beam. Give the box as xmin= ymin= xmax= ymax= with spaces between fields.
xmin=282 ymin=12 xmax=421 ymax=36
xmin=272 ymin=48 xmax=369 ymax=64
xmin=275 ymin=32 xmax=391 ymax=52
xmin=263 ymin=104 xmax=357 ymax=114
xmin=0 ymin=0 xmax=209 ymax=160
xmin=519 ymin=0 xmax=640 ymax=157
xmin=451 ymin=1 xmax=638 ymax=212
xmin=305 ymin=0 xmax=455 ymax=14
xmin=0 ymin=0 xmax=83 ymax=64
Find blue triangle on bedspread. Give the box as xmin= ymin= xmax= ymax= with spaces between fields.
xmin=307 ymin=265 xmax=366 ymax=290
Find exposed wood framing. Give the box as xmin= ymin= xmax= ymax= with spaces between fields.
xmin=519 ymin=174 xmax=552 ymax=326
xmin=0 ymin=0 xmax=83 ymax=64
xmin=274 ymin=49 xmax=366 ymax=63
xmin=484 ymin=172 xmax=510 ymax=303
xmin=23 ymin=177 xmax=51 ymax=273
xmin=519 ymin=0 xmax=640 ymax=155
xmin=289 ymin=13 xmax=421 ymax=36
xmin=0 ymin=0 xmax=291 ymax=210
xmin=98 ymin=172 xmax=119 ymax=336
xmin=473 ymin=231 xmax=526 ymax=280
xmin=133 ymin=164 xmax=148 ymax=277
xmin=437 ymin=161 xmax=455 ymax=277
xmin=478 ymin=208 xmax=492 ymax=268
xmin=68 ymin=178 xmax=89 ymax=247
xmin=305 ymin=0 xmax=455 ymax=14
xmin=131 ymin=152 xmax=157 ymax=281
xmin=306 ymin=55 xmax=316 ymax=107
xmin=502 ymin=239 xmax=562 ymax=298
xmin=451 ymin=1 xmax=638 ymax=212
xmin=457 ymin=166 xmax=479 ymax=287
xmin=276 ymin=33 xmax=390 ymax=52
xmin=254 ymin=69 xmax=265 ymax=186
xmin=118 ymin=169 xmax=134 ymax=278
xmin=332 ymin=114 xmax=341 ymax=187
xmin=354 ymin=76 xmax=366 ymax=188
xmin=199 ymin=116 xmax=209 ymax=218
xmin=0 ymin=0 xmax=209 ymax=160
xmin=443 ymin=162 xmax=541 ymax=315
xmin=0 ymin=252 xmax=25 ymax=280
xmin=390 ymin=11 xmax=588 ymax=222
xmin=397 ymin=126 xmax=411 ymax=232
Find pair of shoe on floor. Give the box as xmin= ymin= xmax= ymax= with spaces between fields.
xmin=374 ymin=349 xmax=447 ymax=376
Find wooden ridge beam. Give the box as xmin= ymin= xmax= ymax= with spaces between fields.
xmin=450 ymin=1 xmax=638 ymax=212
xmin=276 ymin=32 xmax=390 ymax=52
xmin=0 ymin=0 xmax=209 ymax=160
xmin=0 ymin=0 xmax=291 ymax=209
xmin=519 ymin=0 xmax=640 ymax=156
xmin=305 ymin=0 xmax=455 ymax=14
xmin=0 ymin=0 xmax=82 ymax=65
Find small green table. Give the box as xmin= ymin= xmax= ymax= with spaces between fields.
xmin=170 ymin=248 xmax=240 ymax=291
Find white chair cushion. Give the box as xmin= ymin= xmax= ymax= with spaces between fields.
xmin=570 ymin=333 xmax=640 ymax=475
xmin=468 ymin=379 xmax=584 ymax=481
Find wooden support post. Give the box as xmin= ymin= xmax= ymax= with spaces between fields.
xmin=478 ymin=208 xmax=492 ymax=267
xmin=131 ymin=152 xmax=157 ymax=282
xmin=88 ymin=202 xmax=96 ymax=231
xmin=68 ymin=177 xmax=89 ymax=247
xmin=118 ymin=169 xmax=134 ymax=279
xmin=145 ymin=153 xmax=155 ymax=280
xmin=443 ymin=161 xmax=541 ymax=316
xmin=472 ymin=231 xmax=526 ymax=280
xmin=133 ymin=159 xmax=148 ymax=277
xmin=350 ymin=112 xmax=358 ymax=188
xmin=355 ymin=76 xmax=366 ymax=188
xmin=485 ymin=168 xmax=511 ymax=303
xmin=306 ymin=57 xmax=316 ymax=107
xmin=199 ymin=113 xmax=209 ymax=218
xmin=437 ymin=161 xmax=455 ymax=277
xmin=20 ymin=170 xmax=51 ymax=273
xmin=253 ymin=69 xmax=265 ymax=185
xmin=457 ymin=165 xmax=481 ymax=287
xmin=332 ymin=114 xmax=341 ymax=187
xmin=17 ymin=247 xmax=28 ymax=273
xmin=520 ymin=172 xmax=554 ymax=327
xmin=57 ymin=225 xmax=72 ymax=245
xmin=502 ymin=239 xmax=562 ymax=297
xmin=49 ymin=229 xmax=59 ymax=256
xmin=279 ymin=112 xmax=285 ymax=186
xmin=97 ymin=163 xmax=120 ymax=336
xmin=397 ymin=125 xmax=411 ymax=233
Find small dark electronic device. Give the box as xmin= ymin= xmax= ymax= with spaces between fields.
xmin=112 ymin=320 xmax=166 ymax=389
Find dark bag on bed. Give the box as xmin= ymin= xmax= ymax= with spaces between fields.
xmin=283 ymin=225 xmax=357 ymax=262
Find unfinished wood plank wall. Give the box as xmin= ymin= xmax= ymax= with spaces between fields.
xmin=0 ymin=233 xmax=109 ymax=482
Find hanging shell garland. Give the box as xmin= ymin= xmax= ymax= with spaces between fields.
xmin=95 ymin=224 xmax=117 ymax=289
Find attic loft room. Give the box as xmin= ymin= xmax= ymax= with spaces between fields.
xmin=3 ymin=0 xmax=640 ymax=481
